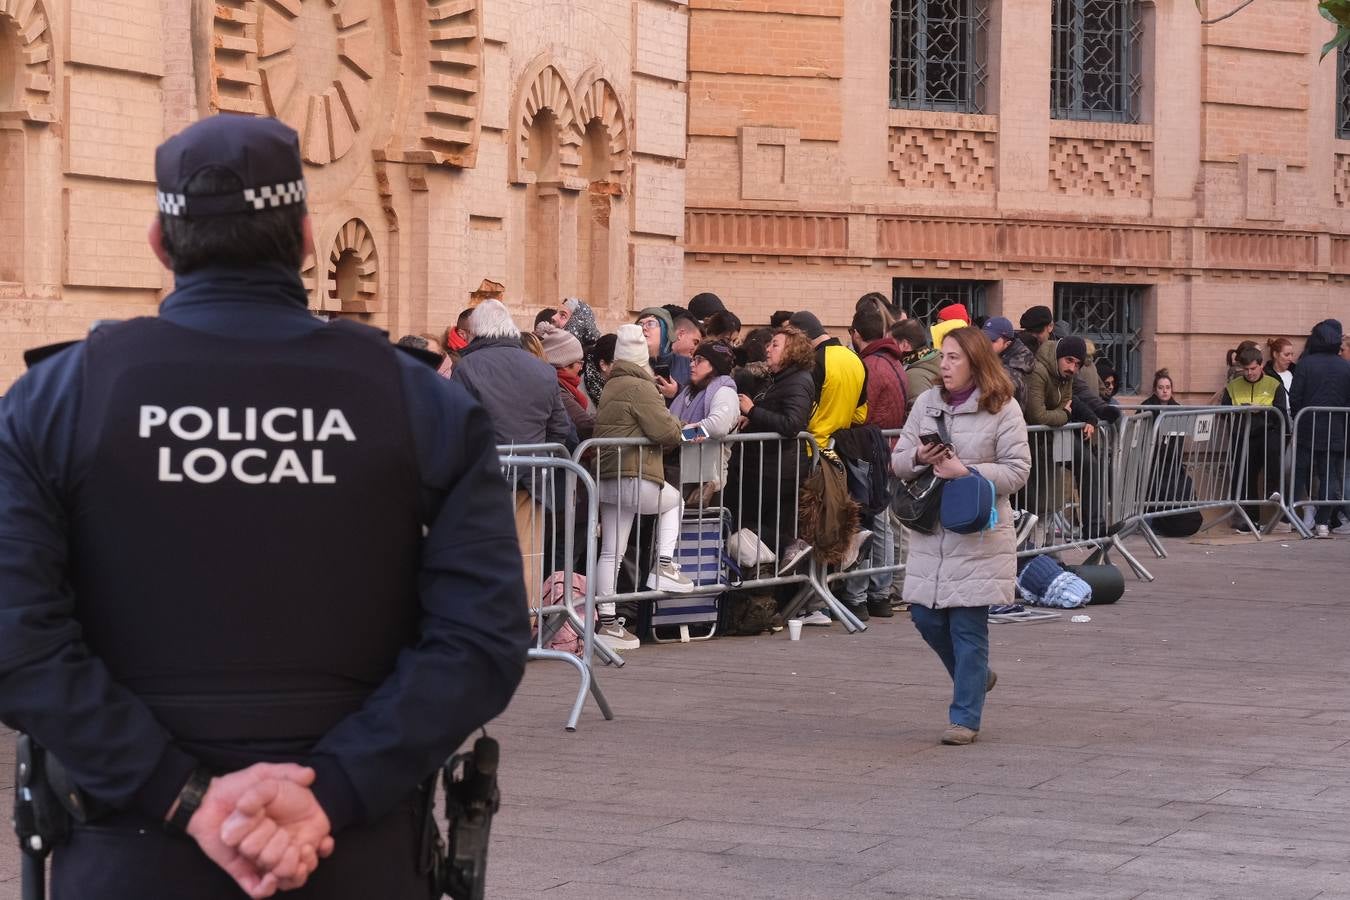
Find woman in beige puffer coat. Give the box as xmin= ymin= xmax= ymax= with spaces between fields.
xmin=892 ymin=327 xmax=1031 ymax=747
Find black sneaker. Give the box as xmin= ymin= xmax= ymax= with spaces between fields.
xmin=866 ymin=598 xmax=895 ymax=618
xmin=846 ymin=602 xmax=870 ymax=622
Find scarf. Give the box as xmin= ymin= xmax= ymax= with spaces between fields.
xmin=557 ymin=367 xmax=588 ymax=410
xmin=670 ymin=375 xmax=736 ymax=426
xmin=946 ymin=384 xmax=976 ymax=407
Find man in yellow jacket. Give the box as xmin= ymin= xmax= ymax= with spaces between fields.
xmin=788 ymin=311 xmax=868 ymax=447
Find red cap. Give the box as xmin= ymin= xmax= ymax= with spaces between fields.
xmin=937 ymin=304 xmax=969 ymax=323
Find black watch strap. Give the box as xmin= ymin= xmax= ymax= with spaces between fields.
xmin=166 ymin=768 xmax=212 ymax=834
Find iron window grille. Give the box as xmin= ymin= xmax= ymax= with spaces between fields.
xmin=1338 ymin=44 xmax=1350 ymax=139
xmin=890 ymin=0 xmax=990 ymax=113
xmin=1051 ymin=0 xmax=1143 ymax=123
xmin=1054 ymin=283 xmax=1145 ymax=393
xmin=892 ymin=279 xmax=989 ymax=330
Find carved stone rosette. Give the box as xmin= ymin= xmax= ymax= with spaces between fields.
xmin=207 ymin=0 xmax=390 ymax=166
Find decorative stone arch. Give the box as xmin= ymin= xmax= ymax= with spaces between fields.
xmin=0 ymin=0 xmax=55 ymax=123
xmin=305 ymin=217 xmax=380 ymax=317
xmin=573 ymin=68 xmax=629 ymax=189
xmin=509 ymin=57 xmax=583 ymax=185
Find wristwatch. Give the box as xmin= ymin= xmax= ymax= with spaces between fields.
xmin=166 ymin=767 xmax=213 ymax=834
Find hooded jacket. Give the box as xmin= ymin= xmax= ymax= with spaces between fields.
xmin=999 ymin=338 xmax=1036 ymax=411
xmin=1024 ymin=340 xmax=1074 ymax=427
xmin=858 ymin=336 xmax=910 ymax=431
xmin=594 ymin=359 xmax=684 ymax=484
xmin=637 ymin=306 xmax=691 ymax=391
xmin=1291 ymin=319 xmax=1350 ymax=451
xmin=902 ymin=347 xmax=941 ymax=412
xmin=806 ymin=337 xmax=868 ymax=447
xmin=892 ymin=386 xmax=1032 ymax=608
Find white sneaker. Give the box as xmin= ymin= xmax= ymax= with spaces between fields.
xmin=596 ymin=618 xmax=640 ymax=652
xmin=799 ymin=609 xmax=832 ymax=626
xmin=840 ymin=529 xmax=874 ymax=570
xmin=1270 ymin=521 xmax=1294 ymax=534
xmin=1333 ymin=521 xmax=1350 ymax=535
xmin=647 ymin=559 xmax=696 ymax=593
xmin=1314 ymin=524 xmax=1331 ymax=539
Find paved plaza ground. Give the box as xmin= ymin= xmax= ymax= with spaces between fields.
xmin=0 ymin=535 xmax=1345 ymax=898
xmin=488 ymin=536 xmax=1349 ymax=900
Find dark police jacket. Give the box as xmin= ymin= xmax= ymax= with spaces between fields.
xmin=0 ymin=263 xmax=530 ymax=835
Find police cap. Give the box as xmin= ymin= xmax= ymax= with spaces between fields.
xmin=155 ymin=114 xmax=307 ymax=219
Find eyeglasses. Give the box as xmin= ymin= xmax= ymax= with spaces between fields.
xmin=638 ymin=319 xmax=660 ymax=331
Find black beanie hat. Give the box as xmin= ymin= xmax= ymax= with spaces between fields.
xmin=788 ymin=311 xmax=826 ymax=340
xmin=693 ymin=340 xmax=736 ymax=377
xmin=1056 ymin=336 xmax=1088 ymax=362
xmin=1020 ymin=305 xmax=1054 ymax=331
xmin=688 ymin=292 xmax=726 ymax=321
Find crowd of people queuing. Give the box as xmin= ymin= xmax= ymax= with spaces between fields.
xmin=392 ymin=294 xmax=1350 ymax=740
xmin=396 ymin=292 xmax=1350 ymax=577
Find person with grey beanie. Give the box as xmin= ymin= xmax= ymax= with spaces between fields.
xmin=536 ymin=322 xmax=594 ymax=440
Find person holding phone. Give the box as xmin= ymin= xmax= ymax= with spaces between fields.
xmin=892 ymin=327 xmax=1030 ymax=746
xmin=669 ymin=342 xmax=741 ymax=498
xmin=635 ymin=307 xmax=690 ymax=402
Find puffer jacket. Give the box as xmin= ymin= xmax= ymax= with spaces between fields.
xmin=999 ymin=339 xmax=1036 ymax=411
xmin=1024 ymin=339 xmax=1073 ymax=427
xmin=594 ymin=360 xmax=683 ymax=484
xmin=858 ymin=336 xmax=910 ymax=431
xmin=892 ymin=386 xmax=1031 ymax=608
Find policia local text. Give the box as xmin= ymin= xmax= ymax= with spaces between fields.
xmin=140 ymin=405 xmax=356 ymax=484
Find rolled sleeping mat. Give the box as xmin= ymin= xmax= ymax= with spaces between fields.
xmin=1065 ymin=564 xmax=1124 ymax=605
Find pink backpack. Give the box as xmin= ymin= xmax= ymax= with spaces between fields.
xmin=535 ymin=572 xmax=594 ymax=656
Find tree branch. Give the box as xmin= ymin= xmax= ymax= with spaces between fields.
xmin=1199 ymin=0 xmax=1261 ymax=25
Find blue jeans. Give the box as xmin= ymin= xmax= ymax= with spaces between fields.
xmin=909 ymin=605 xmax=990 ymax=731
xmin=842 ymin=510 xmax=895 ymax=606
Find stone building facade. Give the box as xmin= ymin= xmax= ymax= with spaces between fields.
xmin=685 ymin=0 xmax=1350 ymax=396
xmin=1 ymin=1 xmax=1348 ymax=398
xmin=0 ymin=0 xmax=689 ymax=387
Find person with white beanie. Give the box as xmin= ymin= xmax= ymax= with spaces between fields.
xmin=592 ymin=324 xmax=695 ymax=652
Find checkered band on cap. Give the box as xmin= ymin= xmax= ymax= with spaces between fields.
xmin=244 ymin=180 xmax=308 ymax=211
xmin=157 ymin=191 xmax=187 ymax=216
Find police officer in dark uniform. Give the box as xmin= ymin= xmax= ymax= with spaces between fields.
xmin=0 ymin=115 xmax=530 ymax=898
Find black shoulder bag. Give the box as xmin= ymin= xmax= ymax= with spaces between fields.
xmin=890 ymin=413 xmax=952 ymax=535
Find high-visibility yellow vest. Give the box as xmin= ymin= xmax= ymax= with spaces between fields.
xmin=1225 ymin=373 xmax=1279 ymax=407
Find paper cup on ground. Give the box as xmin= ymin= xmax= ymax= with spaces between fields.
xmin=787 ymin=619 xmax=803 ymax=640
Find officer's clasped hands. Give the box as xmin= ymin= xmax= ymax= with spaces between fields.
xmin=182 ymin=763 xmax=335 ymax=899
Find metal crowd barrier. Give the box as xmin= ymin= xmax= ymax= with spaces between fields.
xmin=1287 ymin=406 xmax=1350 ymax=533
xmin=499 ymin=449 xmax=614 ymax=732
xmin=571 ymin=431 xmax=870 ymax=634
xmin=1109 ymin=405 xmax=1301 ymax=550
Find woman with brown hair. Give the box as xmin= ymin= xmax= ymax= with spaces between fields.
xmin=892 ymin=326 xmax=1031 ymax=746
xmin=726 ymin=327 xmax=817 ymax=563
xmin=1264 ymin=337 xmax=1297 ymax=417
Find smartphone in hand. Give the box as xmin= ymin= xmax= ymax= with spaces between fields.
xmin=653 ymin=363 xmax=672 ymax=380
xmin=681 ymin=424 xmax=709 ymax=442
